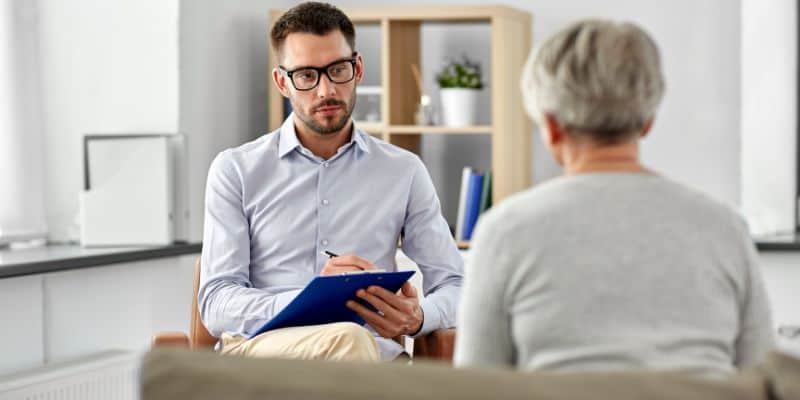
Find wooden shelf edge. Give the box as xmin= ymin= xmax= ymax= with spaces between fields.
xmin=354 ymin=122 xmax=385 ymax=134
xmin=342 ymin=6 xmax=530 ymax=23
xmin=387 ymin=125 xmax=493 ymax=134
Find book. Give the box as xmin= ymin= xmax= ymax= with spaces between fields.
xmin=462 ymin=171 xmax=484 ymax=241
xmin=454 ymin=167 xmax=472 ymax=241
xmin=248 ymin=270 xmax=415 ymax=339
xmin=478 ymin=169 xmax=492 ymax=215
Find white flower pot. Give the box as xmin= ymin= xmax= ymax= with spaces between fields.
xmin=440 ymin=88 xmax=480 ymax=127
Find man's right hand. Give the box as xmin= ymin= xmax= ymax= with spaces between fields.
xmin=320 ymin=254 xmax=377 ymax=276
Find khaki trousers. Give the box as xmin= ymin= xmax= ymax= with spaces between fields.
xmin=220 ymin=322 xmax=380 ymax=362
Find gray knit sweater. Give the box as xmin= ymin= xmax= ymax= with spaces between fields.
xmin=454 ymin=173 xmax=774 ymax=376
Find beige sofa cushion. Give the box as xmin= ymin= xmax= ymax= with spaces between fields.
xmin=141 ymin=348 xmax=767 ymax=400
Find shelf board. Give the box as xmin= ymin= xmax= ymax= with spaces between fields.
xmin=354 ymin=122 xmax=385 ymax=134
xmin=387 ymin=125 xmax=493 ymax=135
xmin=344 ymin=6 xmax=530 ymax=23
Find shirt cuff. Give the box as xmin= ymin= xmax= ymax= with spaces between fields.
xmin=409 ymin=297 xmax=441 ymax=338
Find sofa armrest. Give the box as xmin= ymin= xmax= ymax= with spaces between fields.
xmin=413 ymin=328 xmax=455 ymax=362
xmin=760 ymin=351 xmax=800 ymax=400
xmin=152 ymin=332 xmax=191 ymax=349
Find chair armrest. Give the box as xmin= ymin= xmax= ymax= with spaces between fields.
xmin=413 ymin=328 xmax=455 ymax=362
xmin=152 ymin=332 xmax=191 ymax=349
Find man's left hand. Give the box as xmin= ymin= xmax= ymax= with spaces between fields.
xmin=346 ymin=282 xmax=423 ymax=338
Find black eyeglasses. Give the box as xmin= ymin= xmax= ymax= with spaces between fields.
xmin=279 ymin=52 xmax=358 ymax=91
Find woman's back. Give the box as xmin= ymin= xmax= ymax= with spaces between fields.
xmin=455 ymin=173 xmax=773 ymax=376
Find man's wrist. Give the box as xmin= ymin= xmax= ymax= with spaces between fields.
xmin=410 ymin=298 xmax=441 ymax=338
xmin=408 ymin=308 xmax=424 ymax=336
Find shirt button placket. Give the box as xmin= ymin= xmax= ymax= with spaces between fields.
xmin=318 ymin=161 xmax=330 ymax=256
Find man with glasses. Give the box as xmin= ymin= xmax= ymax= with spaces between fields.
xmin=197 ymin=1 xmax=463 ymax=362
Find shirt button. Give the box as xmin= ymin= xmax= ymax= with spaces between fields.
xmin=321 ymin=239 xmax=329 ymax=246
xmin=323 ymin=162 xmax=330 ymax=168
xmin=322 ymin=199 xmax=329 ymax=205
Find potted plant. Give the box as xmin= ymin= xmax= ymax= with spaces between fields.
xmin=436 ymin=56 xmax=483 ymax=126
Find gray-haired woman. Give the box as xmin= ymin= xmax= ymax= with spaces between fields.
xmin=454 ymin=20 xmax=773 ymax=376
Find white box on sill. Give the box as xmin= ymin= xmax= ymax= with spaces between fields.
xmin=79 ymin=135 xmax=177 ymax=247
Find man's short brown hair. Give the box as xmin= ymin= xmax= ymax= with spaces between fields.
xmin=270 ymin=2 xmax=356 ymax=58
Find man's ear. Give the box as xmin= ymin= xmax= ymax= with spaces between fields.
xmin=354 ymin=53 xmax=364 ymax=84
xmin=272 ymin=67 xmax=291 ymax=98
xmin=640 ymin=116 xmax=655 ymax=139
xmin=543 ymin=112 xmax=565 ymax=146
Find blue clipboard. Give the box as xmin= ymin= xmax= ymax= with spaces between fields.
xmin=249 ymin=270 xmax=415 ymax=339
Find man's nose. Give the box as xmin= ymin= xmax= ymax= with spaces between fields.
xmin=315 ymin=73 xmax=336 ymax=98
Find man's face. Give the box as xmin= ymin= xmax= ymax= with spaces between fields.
xmin=274 ymin=30 xmax=362 ymax=136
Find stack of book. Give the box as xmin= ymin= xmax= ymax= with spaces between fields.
xmin=455 ymin=167 xmax=492 ymax=242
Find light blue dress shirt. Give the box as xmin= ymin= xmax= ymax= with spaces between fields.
xmin=198 ymin=115 xmax=464 ymax=360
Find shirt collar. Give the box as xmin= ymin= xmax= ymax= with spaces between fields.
xmin=278 ymin=113 xmax=371 ymax=159
xmin=351 ymin=125 xmax=370 ymax=155
xmin=278 ymin=115 xmax=302 ymax=158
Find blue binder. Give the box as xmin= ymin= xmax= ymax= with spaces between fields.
xmin=462 ymin=172 xmax=484 ymax=241
xmin=248 ymin=270 xmax=415 ymax=339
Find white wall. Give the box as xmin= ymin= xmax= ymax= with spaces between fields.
xmin=0 ymin=0 xmax=47 ymax=242
xmin=739 ymin=0 xmax=800 ymax=348
xmin=0 ymin=256 xmax=195 ymax=375
xmin=760 ymin=251 xmax=800 ymax=354
xmin=36 ymin=0 xmax=180 ymax=242
xmin=43 ymin=256 xmax=195 ymax=363
xmin=760 ymin=252 xmax=800 ymax=331
xmin=33 ymin=0 xmax=287 ymax=243
xmin=741 ymin=0 xmax=797 ymax=235
xmin=0 ymin=275 xmax=43 ymax=375
xmin=179 ymin=0 xmax=284 ymax=242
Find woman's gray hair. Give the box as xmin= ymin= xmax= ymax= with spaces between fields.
xmin=521 ymin=19 xmax=665 ymax=144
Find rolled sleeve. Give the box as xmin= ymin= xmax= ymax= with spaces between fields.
xmin=198 ymin=151 xmax=301 ymax=337
xmin=401 ymin=157 xmax=464 ymax=337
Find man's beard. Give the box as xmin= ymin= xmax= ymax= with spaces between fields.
xmin=295 ymin=92 xmax=356 ymax=136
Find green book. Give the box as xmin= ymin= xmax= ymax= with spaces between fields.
xmin=478 ymin=170 xmax=492 ymax=214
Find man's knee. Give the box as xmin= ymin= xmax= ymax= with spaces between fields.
xmin=325 ymin=322 xmax=375 ymax=345
xmin=322 ymin=322 xmax=379 ymax=361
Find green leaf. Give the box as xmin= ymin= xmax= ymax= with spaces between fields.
xmin=436 ymin=55 xmax=484 ymax=89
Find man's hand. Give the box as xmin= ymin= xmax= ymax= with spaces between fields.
xmin=346 ymin=282 xmax=423 ymax=338
xmin=320 ymin=254 xmax=376 ymax=276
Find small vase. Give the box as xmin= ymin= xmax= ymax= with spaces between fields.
xmin=440 ymin=88 xmax=479 ymax=127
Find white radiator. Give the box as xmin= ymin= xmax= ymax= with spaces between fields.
xmin=0 ymin=351 xmax=139 ymax=400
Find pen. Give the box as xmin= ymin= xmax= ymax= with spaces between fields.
xmin=321 ymin=250 xmax=386 ymax=274
xmin=322 ymin=250 xmax=358 ymax=275
xmin=322 ymin=250 xmax=339 ymax=258
xmin=320 ymin=250 xmax=386 ymax=275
